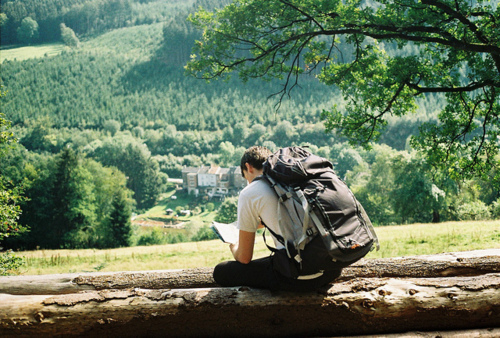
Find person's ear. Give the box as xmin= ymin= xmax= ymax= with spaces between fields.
xmin=245 ymin=162 xmax=253 ymax=173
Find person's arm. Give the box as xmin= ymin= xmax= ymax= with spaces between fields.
xmin=229 ymin=230 xmax=255 ymax=264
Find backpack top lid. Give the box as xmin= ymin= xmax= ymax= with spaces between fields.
xmin=263 ymin=146 xmax=334 ymax=184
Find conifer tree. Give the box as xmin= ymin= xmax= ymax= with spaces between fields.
xmin=51 ymin=147 xmax=96 ymax=248
xmin=108 ymin=190 xmax=132 ymax=248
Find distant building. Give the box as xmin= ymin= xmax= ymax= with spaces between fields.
xmin=180 ymin=210 xmax=191 ymax=216
xmin=181 ymin=165 xmax=247 ymax=198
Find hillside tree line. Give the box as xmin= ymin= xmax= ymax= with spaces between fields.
xmin=1 ymin=0 xmax=499 ymax=253
xmin=0 ymin=0 xmax=202 ymax=45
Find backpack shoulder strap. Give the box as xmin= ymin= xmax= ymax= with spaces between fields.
xmin=260 ymin=220 xmax=285 ymax=253
xmin=253 ymin=175 xmax=288 ymax=249
xmin=257 ymin=173 xmax=312 ymax=262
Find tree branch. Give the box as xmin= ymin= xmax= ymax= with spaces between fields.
xmin=341 ymin=27 xmax=500 ymax=55
xmin=407 ymin=80 xmax=499 ymax=94
xmin=278 ymin=0 xmax=326 ymax=31
xmin=474 ymin=87 xmax=497 ymax=165
xmin=421 ymin=0 xmax=490 ymax=44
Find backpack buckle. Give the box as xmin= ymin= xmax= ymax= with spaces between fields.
xmin=279 ymin=192 xmax=292 ymax=202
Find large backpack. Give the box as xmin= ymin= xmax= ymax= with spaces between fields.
xmin=259 ymin=146 xmax=379 ymax=278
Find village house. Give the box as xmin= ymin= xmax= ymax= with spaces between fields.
xmin=181 ymin=165 xmax=247 ymax=198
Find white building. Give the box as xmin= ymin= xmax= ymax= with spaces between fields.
xmin=181 ymin=165 xmax=246 ymax=198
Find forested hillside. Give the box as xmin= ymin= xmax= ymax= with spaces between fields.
xmin=0 ymin=0 xmax=498 ymax=251
xmin=0 ymin=0 xmax=197 ymax=45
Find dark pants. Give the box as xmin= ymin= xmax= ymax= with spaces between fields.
xmin=213 ymin=256 xmax=342 ymax=292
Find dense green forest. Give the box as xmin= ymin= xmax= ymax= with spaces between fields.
xmin=0 ymin=0 xmax=198 ymax=45
xmin=1 ymin=0 xmax=499 ymax=252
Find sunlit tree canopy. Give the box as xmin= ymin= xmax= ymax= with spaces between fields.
xmin=186 ymin=0 xmax=500 ymax=179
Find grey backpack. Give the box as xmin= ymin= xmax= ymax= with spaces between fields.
xmin=259 ymin=147 xmax=379 ymax=278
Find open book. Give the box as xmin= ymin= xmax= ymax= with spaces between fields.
xmin=211 ymin=221 xmax=239 ymax=244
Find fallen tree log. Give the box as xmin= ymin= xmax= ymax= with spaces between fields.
xmin=0 ymin=273 xmax=499 ymax=337
xmin=352 ymin=328 xmax=500 ymax=337
xmin=1 ymin=249 xmax=499 ymax=295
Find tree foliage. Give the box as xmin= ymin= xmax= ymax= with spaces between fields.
xmin=214 ymin=196 xmax=238 ymax=223
xmin=0 ymin=250 xmax=24 ymax=275
xmin=0 ymin=88 xmax=27 ymax=274
xmin=16 ymin=17 xmax=39 ymax=44
xmin=86 ymin=133 xmax=166 ymax=211
xmin=0 ymin=0 xmax=211 ymax=45
xmin=60 ymin=23 xmax=79 ymax=47
xmin=390 ymin=153 xmax=447 ymax=223
xmin=0 ymin=88 xmax=28 ymax=243
xmin=186 ymin=0 xmax=500 ymax=179
xmin=6 ymin=146 xmax=135 ymax=250
xmin=52 ymin=147 xmax=97 ymax=247
xmin=107 ymin=189 xmax=133 ymax=248
xmin=1 ymin=0 xmax=499 ymax=252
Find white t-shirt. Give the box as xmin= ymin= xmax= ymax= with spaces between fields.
xmin=237 ymin=178 xmax=284 ymax=249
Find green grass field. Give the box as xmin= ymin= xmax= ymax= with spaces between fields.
xmin=14 ymin=220 xmax=500 ymax=275
xmin=0 ymin=43 xmax=67 ymax=63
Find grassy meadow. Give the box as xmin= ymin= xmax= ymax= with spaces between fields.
xmin=14 ymin=220 xmax=500 ymax=275
xmin=0 ymin=43 xmax=67 ymax=63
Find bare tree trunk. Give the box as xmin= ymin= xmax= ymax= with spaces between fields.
xmin=0 ymin=273 xmax=499 ymax=337
xmin=1 ymin=249 xmax=498 ymax=295
xmin=0 ymin=250 xmax=499 ymax=337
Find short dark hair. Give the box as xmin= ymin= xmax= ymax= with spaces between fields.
xmin=240 ymin=146 xmax=271 ymax=177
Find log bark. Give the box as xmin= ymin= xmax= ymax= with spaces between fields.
xmin=1 ymin=249 xmax=499 ymax=337
xmin=0 ymin=273 xmax=499 ymax=337
xmin=351 ymin=328 xmax=500 ymax=337
xmin=1 ymin=249 xmax=499 ymax=295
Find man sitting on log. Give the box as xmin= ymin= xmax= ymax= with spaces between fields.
xmin=213 ymin=146 xmax=344 ymax=292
